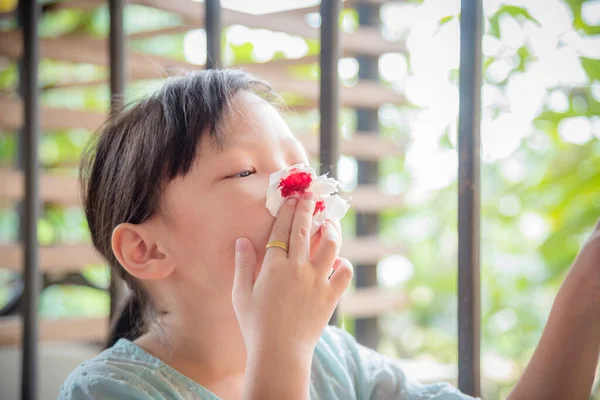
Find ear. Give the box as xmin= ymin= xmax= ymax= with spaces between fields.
xmin=111 ymin=223 xmax=174 ymax=280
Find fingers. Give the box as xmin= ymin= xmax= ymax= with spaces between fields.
xmin=265 ymin=197 xmax=298 ymax=260
xmin=329 ymin=257 xmax=353 ymax=296
xmin=289 ymin=191 xmax=316 ymax=263
xmin=312 ymin=222 xmax=339 ymax=273
xmin=232 ymin=238 xmax=257 ymax=301
xmin=329 ymin=219 xmax=342 ymax=248
xmin=310 ymin=219 xmax=342 ymax=260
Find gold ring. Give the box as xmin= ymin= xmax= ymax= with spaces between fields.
xmin=266 ymin=240 xmax=288 ymax=252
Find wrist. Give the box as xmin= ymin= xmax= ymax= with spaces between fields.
xmin=246 ymin=343 xmax=314 ymax=375
xmin=244 ymin=346 xmax=313 ymax=400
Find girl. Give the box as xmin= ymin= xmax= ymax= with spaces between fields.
xmin=60 ymin=69 xmax=600 ymax=399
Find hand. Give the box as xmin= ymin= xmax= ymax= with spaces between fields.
xmin=231 ymin=191 xmax=353 ymax=399
xmin=233 ymin=190 xmax=353 ymax=354
xmin=310 ymin=218 xmax=342 ymax=264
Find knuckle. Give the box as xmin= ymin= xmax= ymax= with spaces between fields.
xmin=298 ymin=224 xmax=310 ymax=238
xmin=335 ymin=262 xmax=353 ymax=281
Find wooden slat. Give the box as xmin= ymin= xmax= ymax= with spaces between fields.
xmin=40 ymin=55 xmax=320 ymax=90
xmin=43 ymin=78 xmax=110 ymax=90
xmin=0 ymin=169 xmax=81 ymax=206
xmin=341 ymin=236 xmax=405 ymax=264
xmin=339 ymin=287 xmax=408 ymax=318
xmin=41 ymin=0 xmax=388 ymax=17
xmin=0 ymin=244 xmax=105 ymax=272
xmin=129 ymin=25 xmax=192 ymax=39
xmin=0 ymin=316 xmax=107 ymax=346
xmin=342 ymin=185 xmax=404 ymax=213
xmin=0 ymin=32 xmax=404 ymax=109
xmin=43 ymin=0 xmax=102 ymax=13
xmin=0 ymin=237 xmax=403 ymax=272
xmin=132 ymin=0 xmax=406 ymax=57
xmin=271 ymin=77 xmax=404 ymax=109
xmin=0 ymin=96 xmax=105 ymax=131
xmin=297 ymin=132 xmax=404 ymax=161
xmin=0 ymin=30 xmax=200 ymax=80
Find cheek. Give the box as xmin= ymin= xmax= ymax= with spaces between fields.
xmin=190 ymin=193 xmax=274 ymax=268
xmin=166 ymin=179 xmax=275 ymax=280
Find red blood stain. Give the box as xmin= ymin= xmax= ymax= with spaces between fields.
xmin=279 ymin=171 xmax=312 ymax=198
xmin=313 ymin=200 xmax=325 ymax=216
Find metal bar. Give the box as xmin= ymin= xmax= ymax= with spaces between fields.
xmin=108 ymin=0 xmax=127 ymax=323
xmin=109 ymin=0 xmax=126 ymax=113
xmin=205 ymin=0 xmax=221 ymax=69
xmin=19 ymin=0 xmax=40 ymax=399
xmin=320 ymin=0 xmax=341 ymax=326
xmin=353 ymin=2 xmax=380 ymax=350
xmin=457 ymin=0 xmax=483 ymax=396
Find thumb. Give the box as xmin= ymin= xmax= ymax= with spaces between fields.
xmin=233 ymin=238 xmax=257 ymax=299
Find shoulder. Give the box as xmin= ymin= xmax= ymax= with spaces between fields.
xmin=58 ymin=339 xmax=171 ymax=400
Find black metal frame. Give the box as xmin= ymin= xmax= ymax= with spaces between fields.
xmin=19 ymin=0 xmax=40 ymax=399
xmin=457 ymin=0 xmax=483 ymax=396
xmin=354 ymin=2 xmax=382 ymax=351
xmin=205 ymin=0 xmax=221 ymax=69
xmin=319 ymin=0 xmax=341 ymax=326
xmin=15 ymin=0 xmax=483 ymax=397
xmin=107 ymin=0 xmax=127 ymax=329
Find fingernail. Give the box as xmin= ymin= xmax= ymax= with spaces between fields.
xmin=236 ymin=238 xmax=247 ymax=253
xmin=303 ymin=191 xmax=315 ymax=201
xmin=287 ymin=197 xmax=298 ymax=206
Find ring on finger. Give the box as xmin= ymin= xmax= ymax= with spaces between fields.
xmin=266 ymin=240 xmax=289 ymax=252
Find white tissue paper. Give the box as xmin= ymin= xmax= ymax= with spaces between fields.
xmin=266 ymin=163 xmax=351 ymax=235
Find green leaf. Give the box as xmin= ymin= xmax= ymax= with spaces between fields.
xmin=581 ymin=57 xmax=600 ymax=82
xmin=488 ymin=5 xmax=541 ymax=37
xmin=0 ymin=65 xmax=17 ymax=91
xmin=515 ymin=46 xmax=533 ymax=73
xmin=230 ymin=42 xmax=255 ymax=64
xmin=438 ymin=15 xmax=455 ymax=27
xmin=563 ymin=0 xmax=583 ymax=30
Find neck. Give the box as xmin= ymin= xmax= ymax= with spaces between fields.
xmin=135 ymin=302 xmax=247 ymax=384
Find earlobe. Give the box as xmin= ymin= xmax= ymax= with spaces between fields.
xmin=111 ymin=223 xmax=174 ymax=280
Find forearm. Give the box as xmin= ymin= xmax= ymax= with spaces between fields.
xmin=243 ymin=347 xmax=313 ymax=400
xmin=508 ymin=250 xmax=600 ymax=400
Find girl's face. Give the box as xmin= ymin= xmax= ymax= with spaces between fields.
xmin=155 ymin=91 xmax=311 ymax=309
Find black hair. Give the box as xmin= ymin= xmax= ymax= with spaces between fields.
xmin=79 ymin=69 xmax=277 ymax=348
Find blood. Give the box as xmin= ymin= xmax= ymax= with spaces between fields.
xmin=279 ymin=171 xmax=313 ymax=198
xmin=279 ymin=170 xmax=325 ymax=215
xmin=313 ymin=200 xmax=325 ymax=216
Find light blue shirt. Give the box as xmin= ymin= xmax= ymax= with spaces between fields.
xmin=59 ymin=325 xmax=478 ymax=399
